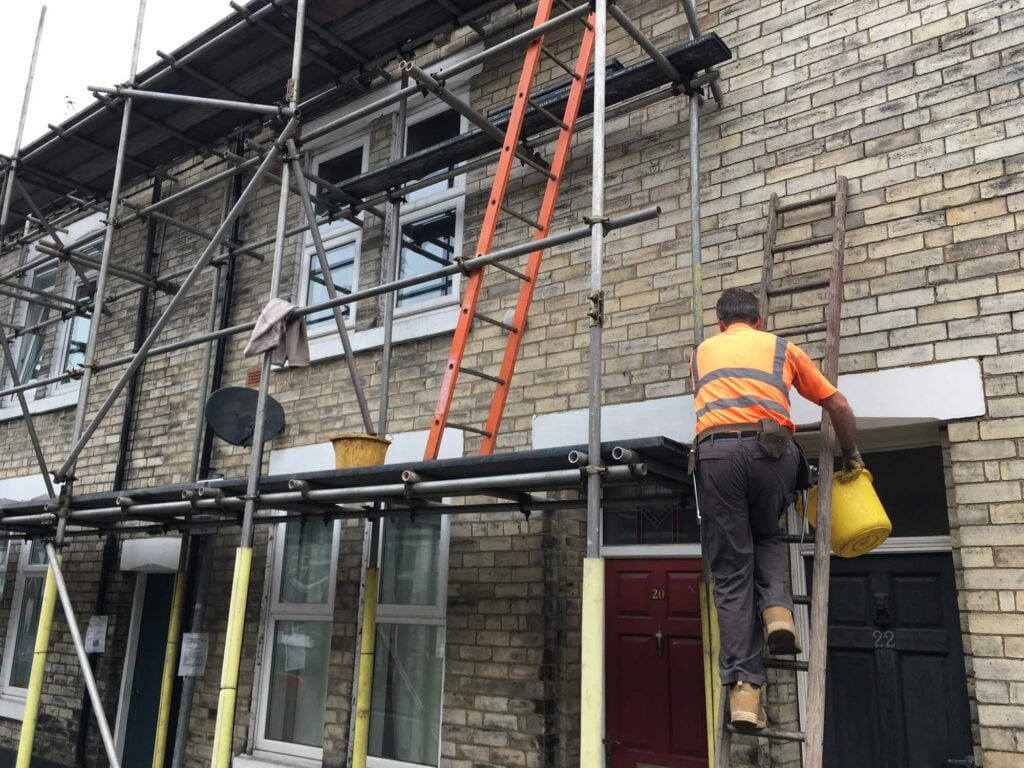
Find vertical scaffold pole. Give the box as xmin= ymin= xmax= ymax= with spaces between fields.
xmin=349 ymin=74 xmax=408 ymax=768
xmin=152 ymin=533 xmax=189 ymax=768
xmin=580 ymin=1 xmax=607 ymax=766
xmin=0 ymin=5 xmax=46 ymax=243
xmin=209 ymin=3 xmax=306 ymax=767
xmin=66 ymin=0 xmax=147 ymax=488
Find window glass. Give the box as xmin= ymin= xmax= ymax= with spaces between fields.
xmin=602 ymin=484 xmax=700 ymax=546
xmin=398 ymin=210 xmax=457 ymax=307
xmin=305 ymin=241 xmax=355 ymax=330
xmin=15 ymin=266 xmax=57 ymax=384
xmin=315 ymin=147 xmax=363 ymax=236
xmin=379 ymin=517 xmax=442 ymax=606
xmin=278 ymin=521 xmax=334 ymax=605
xmin=0 ymin=539 xmax=8 ymax=596
xmin=64 ymin=281 xmax=93 ymax=372
xmin=405 ymin=110 xmax=461 ymax=202
xmin=9 ymin=574 xmax=44 ymax=689
xmin=263 ymin=619 xmax=332 ymax=747
xmin=368 ymin=623 xmax=443 ymax=766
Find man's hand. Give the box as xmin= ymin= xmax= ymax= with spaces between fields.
xmin=839 ymin=448 xmax=865 ymax=482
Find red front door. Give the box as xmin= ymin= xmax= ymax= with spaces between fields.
xmin=606 ymin=559 xmax=708 ymax=768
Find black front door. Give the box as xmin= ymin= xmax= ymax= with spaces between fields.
xmin=122 ymin=573 xmax=175 ymax=767
xmin=815 ymin=553 xmax=973 ymax=768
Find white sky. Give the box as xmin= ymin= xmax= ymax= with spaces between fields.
xmin=1 ymin=1 xmax=234 ymax=153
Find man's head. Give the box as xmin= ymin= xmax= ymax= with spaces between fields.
xmin=716 ymin=287 xmax=762 ymax=330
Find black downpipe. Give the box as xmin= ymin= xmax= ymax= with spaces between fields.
xmin=198 ymin=139 xmax=246 ymax=479
xmin=75 ymin=178 xmax=162 ymax=765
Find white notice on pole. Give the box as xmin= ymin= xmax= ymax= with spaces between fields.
xmin=85 ymin=615 xmax=108 ymax=654
xmin=178 ymin=633 xmax=209 ymax=677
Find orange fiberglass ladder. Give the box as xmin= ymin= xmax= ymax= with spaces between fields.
xmin=423 ymin=0 xmax=596 ymax=460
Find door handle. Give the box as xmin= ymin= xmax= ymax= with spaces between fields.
xmin=655 ymin=624 xmax=664 ymax=657
xmin=873 ymin=592 xmax=892 ymax=627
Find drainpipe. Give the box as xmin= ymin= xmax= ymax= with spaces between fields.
xmin=75 ymin=177 xmax=163 ymax=766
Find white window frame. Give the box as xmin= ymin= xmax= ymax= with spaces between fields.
xmin=298 ymin=134 xmax=371 ymax=338
xmin=6 ymin=262 xmax=60 ymax=402
xmin=49 ymin=264 xmax=96 ymax=397
xmin=392 ymin=100 xmax=469 ymax=319
xmin=366 ymin=515 xmax=450 ymax=768
xmin=0 ymin=540 xmax=47 ymax=718
xmin=252 ymin=518 xmax=342 ymax=762
xmin=0 ymin=213 xmax=102 ymax=422
xmin=295 ymin=47 xmax=481 ymax=365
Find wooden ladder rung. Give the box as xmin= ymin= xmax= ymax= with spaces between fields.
xmin=473 ymin=311 xmax=518 ymax=334
xmin=778 ymin=323 xmax=828 ymax=337
xmin=767 ymin=276 xmax=831 ymax=298
xmin=781 ymin=534 xmax=815 ymax=545
xmin=792 ymin=594 xmax=811 ymax=606
xmin=763 ymin=658 xmax=809 ymax=672
xmin=772 ymin=234 xmax=832 ymax=254
xmin=726 ymin=724 xmax=806 ymax=742
xmin=775 ymin=192 xmax=836 ymax=215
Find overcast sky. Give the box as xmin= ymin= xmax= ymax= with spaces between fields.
xmin=1 ymin=1 xmax=233 ymax=153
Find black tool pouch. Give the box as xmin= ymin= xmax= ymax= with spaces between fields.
xmin=757 ymin=431 xmax=788 ymax=458
xmin=795 ymin=443 xmax=812 ymax=491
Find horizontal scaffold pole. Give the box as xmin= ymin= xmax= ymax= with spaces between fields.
xmin=88 ymin=85 xmax=296 ymax=117
xmin=0 ymin=206 xmax=658 ymax=403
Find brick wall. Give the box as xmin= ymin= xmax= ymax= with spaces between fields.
xmin=1 ymin=0 xmax=1023 ymax=765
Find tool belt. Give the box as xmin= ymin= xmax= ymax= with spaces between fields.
xmin=689 ymin=420 xmax=809 ymax=486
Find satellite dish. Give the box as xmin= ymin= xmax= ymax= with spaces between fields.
xmin=205 ymin=387 xmax=286 ymax=447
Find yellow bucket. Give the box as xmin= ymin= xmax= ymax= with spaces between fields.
xmin=330 ymin=433 xmax=391 ymax=469
xmin=805 ymin=470 xmax=892 ymax=558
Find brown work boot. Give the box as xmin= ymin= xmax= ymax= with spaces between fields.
xmin=729 ymin=681 xmax=766 ymax=732
xmin=763 ymin=606 xmax=801 ymax=655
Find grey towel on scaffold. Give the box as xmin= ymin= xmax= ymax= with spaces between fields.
xmin=243 ymin=298 xmax=310 ymax=367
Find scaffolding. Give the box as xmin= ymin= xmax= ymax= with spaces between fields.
xmin=0 ymin=1 xmax=729 ymax=767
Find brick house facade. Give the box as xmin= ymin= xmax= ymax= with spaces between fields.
xmin=0 ymin=0 xmax=1022 ymax=766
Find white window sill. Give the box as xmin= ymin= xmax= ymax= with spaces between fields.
xmin=0 ymin=694 xmax=26 ymax=721
xmin=303 ymin=303 xmax=458 ymax=364
xmin=0 ymin=385 xmax=79 ymax=424
xmin=234 ymin=752 xmax=321 ymax=768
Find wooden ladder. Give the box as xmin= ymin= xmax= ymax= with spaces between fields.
xmin=714 ymin=176 xmax=848 ymax=768
xmin=423 ymin=0 xmax=596 ymax=460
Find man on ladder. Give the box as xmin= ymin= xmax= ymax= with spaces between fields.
xmin=691 ymin=287 xmax=863 ymax=732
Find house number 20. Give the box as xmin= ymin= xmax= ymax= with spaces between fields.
xmin=651 ymin=588 xmax=665 ymax=600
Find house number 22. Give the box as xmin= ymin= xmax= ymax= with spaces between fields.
xmin=651 ymin=588 xmax=665 ymax=600
xmin=873 ymin=630 xmax=895 ymax=648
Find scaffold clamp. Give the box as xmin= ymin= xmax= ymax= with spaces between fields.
xmin=587 ymin=290 xmax=604 ymax=327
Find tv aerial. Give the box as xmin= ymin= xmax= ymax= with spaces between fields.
xmin=205 ymin=387 xmax=286 ymax=446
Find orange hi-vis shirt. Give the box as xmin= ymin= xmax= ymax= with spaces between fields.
xmin=691 ymin=323 xmax=837 ymax=435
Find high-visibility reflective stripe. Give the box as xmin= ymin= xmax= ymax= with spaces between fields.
xmin=695 ymin=367 xmax=787 ymax=397
xmin=772 ymin=336 xmax=787 ymax=378
xmin=696 ymin=395 xmax=790 ymax=420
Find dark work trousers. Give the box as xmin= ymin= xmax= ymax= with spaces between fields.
xmin=696 ymin=434 xmax=799 ymax=687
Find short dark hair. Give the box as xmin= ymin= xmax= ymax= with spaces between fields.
xmin=716 ymin=288 xmax=761 ymax=325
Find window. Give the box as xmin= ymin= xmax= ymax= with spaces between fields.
xmin=0 ymin=539 xmax=8 ymax=604
xmin=2 ymin=541 xmax=48 ymax=696
xmin=61 ymin=268 xmax=96 ymax=376
xmin=368 ymin=516 xmax=449 ymax=767
xmin=255 ymin=520 xmax=340 ymax=759
xmin=13 ymin=266 xmax=58 ymax=388
xmin=397 ymin=109 xmax=466 ymax=313
xmin=300 ymin=142 xmax=366 ymax=334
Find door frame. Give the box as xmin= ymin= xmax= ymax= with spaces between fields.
xmin=789 ymin=536 xmax=955 ymax=731
xmin=113 ymin=573 xmax=150 ymax=760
